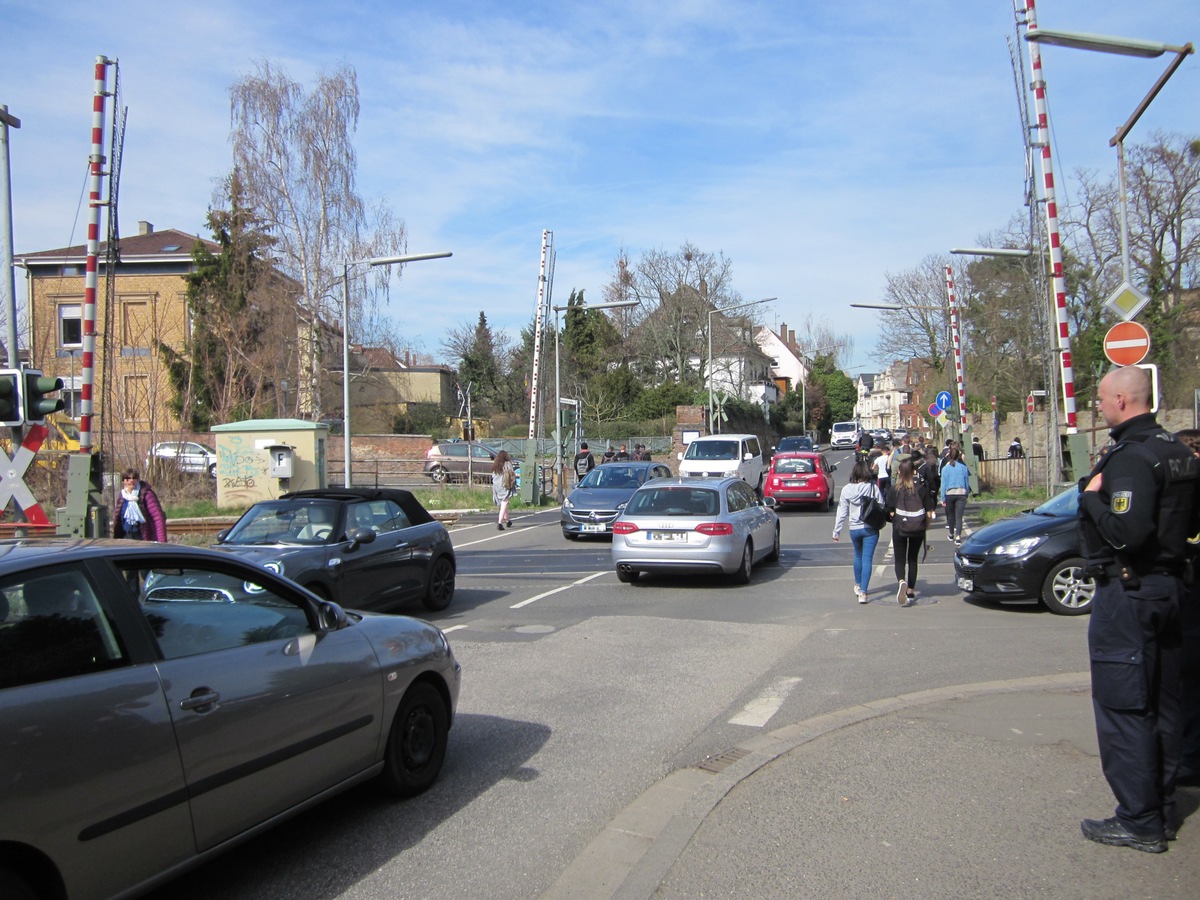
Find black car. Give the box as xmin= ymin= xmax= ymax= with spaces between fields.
xmin=773 ymin=435 xmax=814 ymax=455
xmin=213 ymin=488 xmax=456 ymax=612
xmin=953 ymin=488 xmax=1095 ymax=616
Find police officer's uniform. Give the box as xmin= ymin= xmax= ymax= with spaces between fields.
xmin=1078 ymin=411 xmax=1199 ymax=841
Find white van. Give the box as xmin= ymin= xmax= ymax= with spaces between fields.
xmin=830 ymin=421 xmax=860 ymax=447
xmin=678 ymin=433 xmax=765 ymax=488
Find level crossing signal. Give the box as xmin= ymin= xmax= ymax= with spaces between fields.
xmin=0 ymin=369 xmax=23 ymax=426
xmin=22 ymin=370 xmax=65 ymax=422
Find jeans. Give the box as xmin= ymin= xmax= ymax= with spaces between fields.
xmin=850 ymin=527 xmax=880 ymax=592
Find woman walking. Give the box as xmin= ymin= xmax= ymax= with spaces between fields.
xmin=885 ymin=457 xmax=935 ymax=606
xmin=832 ymin=459 xmax=885 ymax=604
xmin=491 ymin=450 xmax=517 ymax=530
xmin=112 ymin=469 xmax=168 ymax=542
xmin=940 ymin=447 xmax=971 ymax=544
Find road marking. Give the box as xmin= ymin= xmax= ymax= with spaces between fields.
xmin=510 ymin=570 xmax=607 ymax=609
xmin=728 ymin=676 xmax=802 ymax=727
xmin=442 ymin=624 xmax=469 ymax=633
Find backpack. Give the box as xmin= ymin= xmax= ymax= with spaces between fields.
xmin=503 ymin=464 xmax=516 ymax=491
xmin=891 ymin=485 xmax=928 ymax=537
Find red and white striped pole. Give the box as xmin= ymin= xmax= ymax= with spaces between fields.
xmin=945 ymin=265 xmax=968 ymax=435
xmin=80 ymin=56 xmax=111 ymax=454
xmin=1023 ymin=1 xmax=1078 ymax=433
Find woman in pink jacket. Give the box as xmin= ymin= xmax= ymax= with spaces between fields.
xmin=112 ymin=469 xmax=168 ymax=542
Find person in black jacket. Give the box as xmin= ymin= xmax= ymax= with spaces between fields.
xmin=1077 ymin=366 xmax=1199 ymax=853
xmin=885 ymin=457 xmax=935 ymax=607
xmin=573 ymin=443 xmax=596 ymax=481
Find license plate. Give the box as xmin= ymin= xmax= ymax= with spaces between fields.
xmin=582 ymin=523 xmax=606 ymax=533
xmin=651 ymin=531 xmax=688 ymax=542
xmin=957 ymin=576 xmax=974 ymax=592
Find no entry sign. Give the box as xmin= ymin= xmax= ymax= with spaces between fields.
xmin=1103 ymin=321 xmax=1151 ymax=366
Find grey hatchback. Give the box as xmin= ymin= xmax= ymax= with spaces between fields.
xmin=0 ymin=540 xmax=460 ymax=900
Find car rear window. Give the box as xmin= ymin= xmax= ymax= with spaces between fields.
xmin=775 ymin=458 xmax=814 ymax=474
xmin=629 ymin=487 xmax=719 ymax=517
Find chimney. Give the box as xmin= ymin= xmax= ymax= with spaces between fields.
xmin=137 ymin=221 xmax=154 ymax=235
xmin=788 ymin=328 xmax=796 ymax=349
xmin=779 ymin=322 xmax=788 ymax=341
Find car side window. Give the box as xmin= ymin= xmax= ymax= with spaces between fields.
xmin=374 ymin=499 xmax=412 ymax=533
xmin=726 ymin=483 xmax=747 ymax=513
xmin=0 ymin=566 xmax=129 ymax=689
xmin=746 ymin=438 xmax=761 ymax=459
xmin=445 ymin=444 xmax=468 ymax=458
xmin=131 ymin=564 xmax=312 ymax=660
xmin=471 ymin=444 xmax=493 ymax=459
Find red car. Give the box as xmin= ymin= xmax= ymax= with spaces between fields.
xmin=763 ymin=451 xmax=837 ymax=510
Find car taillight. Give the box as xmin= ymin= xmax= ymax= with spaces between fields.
xmin=613 ymin=521 xmax=639 ymax=534
xmin=695 ymin=523 xmax=734 ymax=536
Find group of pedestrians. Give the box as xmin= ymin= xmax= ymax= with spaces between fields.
xmin=832 ymin=434 xmax=974 ymax=605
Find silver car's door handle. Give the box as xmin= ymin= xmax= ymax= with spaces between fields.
xmin=180 ymin=689 xmax=220 ymax=711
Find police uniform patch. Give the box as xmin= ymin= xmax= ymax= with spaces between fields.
xmin=1111 ymin=491 xmax=1132 ymax=514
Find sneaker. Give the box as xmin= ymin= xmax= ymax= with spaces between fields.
xmin=947 ymin=531 xmax=955 ymax=541
xmin=905 ymin=590 xmax=916 ymax=607
xmin=896 ymin=581 xmax=907 ymax=605
xmin=857 ymin=589 xmax=868 ymax=604
xmin=497 ymin=523 xmax=504 ymax=531
xmin=1080 ymin=817 xmax=1166 ymax=853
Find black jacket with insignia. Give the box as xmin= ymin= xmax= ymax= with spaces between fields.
xmin=1078 ymin=412 xmax=1199 ymax=576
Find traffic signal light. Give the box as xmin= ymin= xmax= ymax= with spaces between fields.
xmin=0 ymin=369 xmax=23 ymax=426
xmin=22 ymin=370 xmax=65 ymax=422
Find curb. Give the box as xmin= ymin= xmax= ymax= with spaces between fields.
xmin=540 ymin=671 xmax=1092 ymax=900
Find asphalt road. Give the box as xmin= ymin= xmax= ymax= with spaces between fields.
xmin=148 ymin=450 xmax=1116 ymax=899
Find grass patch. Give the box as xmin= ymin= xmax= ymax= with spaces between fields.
xmin=969 ymin=485 xmax=1050 ymax=527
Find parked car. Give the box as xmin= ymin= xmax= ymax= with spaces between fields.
xmin=611 ymin=476 xmax=779 ymax=584
xmin=763 ymin=451 xmax=837 ymax=510
xmin=772 ymin=435 xmax=814 ymax=455
xmin=0 ymin=540 xmax=460 ymax=900
xmin=676 ymin=433 xmax=765 ymax=489
xmin=424 ymin=440 xmax=519 ymax=484
xmin=146 ymin=440 xmax=217 ymax=477
xmin=561 ymin=461 xmax=673 ymax=539
xmin=953 ymin=487 xmax=1095 ymax=616
xmin=212 ymin=487 xmax=456 ymax=612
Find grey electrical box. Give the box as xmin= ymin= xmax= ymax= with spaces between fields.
xmin=267 ymin=445 xmax=294 ymax=479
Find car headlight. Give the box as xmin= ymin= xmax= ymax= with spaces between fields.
xmin=987 ymin=536 xmax=1047 ymax=558
xmin=564 ymin=497 xmax=574 ymax=509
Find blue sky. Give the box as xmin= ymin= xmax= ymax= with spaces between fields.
xmin=4 ymin=0 xmax=1197 ymax=373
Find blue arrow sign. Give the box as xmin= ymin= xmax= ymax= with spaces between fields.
xmin=935 ymin=390 xmax=953 ymax=412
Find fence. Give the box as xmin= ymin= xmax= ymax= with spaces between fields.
xmin=975 ymin=455 xmax=1043 ymax=491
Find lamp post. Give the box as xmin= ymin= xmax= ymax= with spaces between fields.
xmin=707 ymin=297 xmax=776 ymax=434
xmin=553 ymin=298 xmax=638 ymax=502
xmin=1024 ymin=24 xmax=1192 ymax=305
xmin=341 ymin=250 xmax=451 ymax=487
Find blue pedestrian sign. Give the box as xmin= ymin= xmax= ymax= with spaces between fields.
xmin=935 ymin=390 xmax=953 ymax=412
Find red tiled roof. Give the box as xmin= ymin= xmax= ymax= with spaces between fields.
xmin=17 ymin=228 xmax=214 ymax=261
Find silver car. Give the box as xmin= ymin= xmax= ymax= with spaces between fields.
xmin=0 ymin=541 xmax=460 ymax=900
xmin=611 ymin=476 xmax=780 ymax=584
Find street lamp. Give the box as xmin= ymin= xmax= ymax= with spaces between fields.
xmin=707 ymin=297 xmax=776 ymax=434
xmin=552 ymin=298 xmax=638 ymax=501
xmin=1025 ymin=25 xmax=1193 ymax=301
xmin=341 ymin=250 xmax=451 ymax=487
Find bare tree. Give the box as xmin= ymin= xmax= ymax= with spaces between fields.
xmin=227 ymin=61 xmax=407 ymax=420
xmin=872 ymin=254 xmax=952 ymax=373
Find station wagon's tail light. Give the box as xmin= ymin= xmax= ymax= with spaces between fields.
xmin=613 ymin=521 xmax=639 ymax=534
xmin=695 ymin=523 xmax=734 ymax=536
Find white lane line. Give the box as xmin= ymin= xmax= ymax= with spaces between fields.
xmin=451 ymin=513 xmax=560 ymax=548
xmin=510 ymin=569 xmax=607 ymax=609
xmin=441 ymin=624 xmax=469 ymax=633
xmin=728 ymin=676 xmax=802 ymax=728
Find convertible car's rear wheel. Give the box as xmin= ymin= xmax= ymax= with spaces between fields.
xmin=422 ymin=556 xmax=455 ymax=611
xmin=380 ymin=681 xmax=449 ymax=797
xmin=1040 ymin=557 xmax=1095 ymax=616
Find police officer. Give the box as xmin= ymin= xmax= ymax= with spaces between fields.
xmin=1078 ymin=366 xmax=1199 ymax=853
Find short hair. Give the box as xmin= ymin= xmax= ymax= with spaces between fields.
xmin=121 ymin=468 xmax=140 ymax=481
xmin=580 ymin=442 xmax=588 ymax=450
xmin=1176 ymin=429 xmax=1200 ymax=456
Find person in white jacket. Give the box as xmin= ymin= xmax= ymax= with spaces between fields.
xmin=831 ymin=458 xmax=885 ymax=604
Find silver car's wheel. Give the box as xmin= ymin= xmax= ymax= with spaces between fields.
xmin=766 ymin=524 xmax=780 ymax=562
xmin=428 ymin=465 xmax=449 ymax=484
xmin=731 ymin=541 xmax=753 ymax=585
xmin=1040 ymin=557 xmax=1095 ymax=616
xmin=380 ymin=681 xmax=449 ymax=797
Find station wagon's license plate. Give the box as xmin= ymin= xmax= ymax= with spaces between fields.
xmin=650 ymin=531 xmax=687 ymax=542
xmin=582 ymin=523 xmax=606 ymax=533
xmin=956 ymin=576 xmax=973 ymax=592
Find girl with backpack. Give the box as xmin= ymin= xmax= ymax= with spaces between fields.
xmin=492 ymin=450 xmax=518 ymax=530
xmin=832 ymin=459 xmax=886 ymax=604
xmin=885 ymin=457 xmax=935 ymax=607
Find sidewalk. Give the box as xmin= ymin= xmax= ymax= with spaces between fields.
xmin=544 ymin=673 xmax=1200 ymax=899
